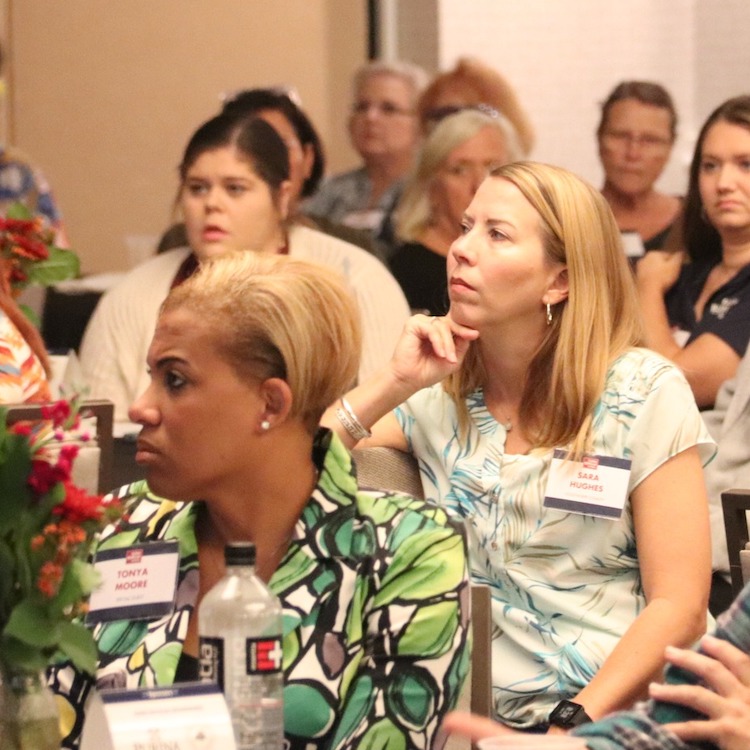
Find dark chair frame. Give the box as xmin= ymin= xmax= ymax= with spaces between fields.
xmin=721 ymin=488 xmax=750 ymax=596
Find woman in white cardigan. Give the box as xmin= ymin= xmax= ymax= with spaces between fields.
xmin=80 ymin=114 xmax=409 ymax=427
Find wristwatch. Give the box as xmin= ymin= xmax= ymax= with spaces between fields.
xmin=548 ymin=700 xmax=592 ymax=728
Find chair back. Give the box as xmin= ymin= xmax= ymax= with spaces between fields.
xmin=352 ymin=445 xmax=424 ymax=499
xmin=352 ymin=445 xmax=493 ymax=743
xmin=5 ymin=399 xmax=114 ymax=495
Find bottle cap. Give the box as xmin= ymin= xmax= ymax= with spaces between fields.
xmin=224 ymin=542 xmax=256 ymax=566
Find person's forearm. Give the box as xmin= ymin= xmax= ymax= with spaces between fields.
xmin=572 ymin=596 xmax=707 ymax=721
xmin=638 ymin=283 xmax=682 ymax=361
xmin=322 ymin=365 xmax=418 ymax=448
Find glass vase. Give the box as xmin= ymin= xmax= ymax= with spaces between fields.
xmin=0 ymin=668 xmax=61 ymax=750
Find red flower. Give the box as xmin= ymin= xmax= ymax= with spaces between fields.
xmin=0 ymin=217 xmax=40 ymax=234
xmin=9 ymin=267 xmax=28 ymax=284
xmin=41 ymin=400 xmax=72 ymax=428
xmin=9 ymin=234 xmax=48 ymax=260
xmin=28 ymin=458 xmax=68 ymax=495
xmin=53 ymin=481 xmax=104 ymax=524
xmin=37 ymin=561 xmax=64 ymax=598
xmin=56 ymin=444 xmax=79 ymax=475
xmin=9 ymin=423 xmax=32 ymax=437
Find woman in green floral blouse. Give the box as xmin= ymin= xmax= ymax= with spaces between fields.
xmin=51 ymin=252 xmax=470 ymax=749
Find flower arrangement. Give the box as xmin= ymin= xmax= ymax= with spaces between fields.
xmin=0 ymin=202 xmax=79 ymax=300
xmin=0 ymin=396 xmax=123 ymax=677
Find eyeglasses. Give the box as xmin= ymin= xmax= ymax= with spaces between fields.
xmin=423 ymin=102 xmax=501 ymax=124
xmin=351 ymin=101 xmax=414 ymax=117
xmin=602 ymin=130 xmax=671 ymax=150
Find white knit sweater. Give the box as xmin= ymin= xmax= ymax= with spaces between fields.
xmin=79 ymin=225 xmax=409 ymax=426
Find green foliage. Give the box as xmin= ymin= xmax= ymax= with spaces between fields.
xmin=0 ymin=400 xmax=124 ymax=676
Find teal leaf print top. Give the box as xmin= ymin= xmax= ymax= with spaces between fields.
xmin=50 ymin=430 xmax=470 ymax=749
xmin=395 ymin=348 xmax=715 ymax=728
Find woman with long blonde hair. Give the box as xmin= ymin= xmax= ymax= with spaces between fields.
xmin=325 ymin=161 xmax=713 ymax=732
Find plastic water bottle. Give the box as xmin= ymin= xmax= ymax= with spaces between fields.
xmin=198 ymin=542 xmax=284 ymax=749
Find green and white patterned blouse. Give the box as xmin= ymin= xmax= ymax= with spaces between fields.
xmin=51 ymin=430 xmax=471 ymax=749
xmin=395 ymin=348 xmax=715 ymax=728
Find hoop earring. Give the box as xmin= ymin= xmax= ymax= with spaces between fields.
xmin=546 ymin=302 xmax=553 ymax=326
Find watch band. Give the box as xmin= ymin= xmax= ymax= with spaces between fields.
xmin=548 ymin=699 xmax=592 ymax=728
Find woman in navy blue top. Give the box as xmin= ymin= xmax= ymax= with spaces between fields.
xmin=637 ymin=95 xmax=750 ymax=408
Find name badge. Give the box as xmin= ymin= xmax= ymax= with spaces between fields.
xmin=544 ymin=450 xmax=631 ymax=519
xmin=86 ymin=541 xmax=180 ymax=624
xmin=80 ymin=682 xmax=237 ymax=750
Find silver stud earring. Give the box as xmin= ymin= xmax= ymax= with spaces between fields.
xmin=260 ymin=419 xmax=271 ymax=431
xmin=546 ymin=302 xmax=553 ymax=326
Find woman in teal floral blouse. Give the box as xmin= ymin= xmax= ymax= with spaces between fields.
xmin=324 ymin=162 xmax=713 ymax=731
xmin=51 ymin=252 xmax=470 ymax=749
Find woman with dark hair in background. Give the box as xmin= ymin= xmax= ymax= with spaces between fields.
xmin=80 ymin=115 xmax=409 ymax=426
xmin=637 ymin=95 xmax=750 ymax=407
xmin=221 ymin=87 xmax=324 ymax=209
xmin=597 ymin=81 xmax=681 ymax=254
xmin=221 ymin=86 xmax=387 ymax=255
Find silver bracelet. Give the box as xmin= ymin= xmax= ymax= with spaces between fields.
xmin=336 ymin=397 xmax=372 ymax=441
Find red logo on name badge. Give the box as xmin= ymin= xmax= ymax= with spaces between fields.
xmin=583 ymin=456 xmax=599 ymax=470
xmin=126 ymin=549 xmax=144 ymax=564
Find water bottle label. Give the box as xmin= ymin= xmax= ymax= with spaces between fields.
xmin=246 ymin=637 xmax=283 ymax=675
xmin=199 ymin=636 xmax=225 ymax=690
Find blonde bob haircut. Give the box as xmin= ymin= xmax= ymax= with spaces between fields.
xmin=162 ymin=252 xmax=361 ymax=434
xmin=444 ymin=161 xmax=645 ymax=456
xmin=395 ymin=109 xmax=521 ymax=243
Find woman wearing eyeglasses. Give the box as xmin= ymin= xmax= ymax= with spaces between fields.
xmin=637 ymin=95 xmax=750 ymax=408
xmin=302 ymin=60 xmax=427 ymax=245
xmin=597 ymin=81 xmax=682 ymax=253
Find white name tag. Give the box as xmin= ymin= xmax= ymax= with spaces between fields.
xmin=621 ymin=230 xmax=645 ymax=259
xmin=80 ymin=682 xmax=237 ymax=750
xmin=544 ymin=450 xmax=631 ymax=519
xmin=86 ymin=541 xmax=180 ymax=624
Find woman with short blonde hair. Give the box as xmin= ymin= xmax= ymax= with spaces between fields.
xmin=325 ymin=161 xmax=713 ymax=732
xmin=53 ymin=251 xmax=470 ymax=749
xmin=164 ymin=252 xmax=361 ymax=432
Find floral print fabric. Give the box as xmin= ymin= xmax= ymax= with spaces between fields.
xmin=395 ymin=348 xmax=714 ymax=728
xmin=51 ymin=430 xmax=470 ymax=749
xmin=0 ymin=310 xmax=50 ymax=403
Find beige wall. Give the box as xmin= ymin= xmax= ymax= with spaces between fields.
xmin=8 ymin=0 xmax=367 ymax=273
